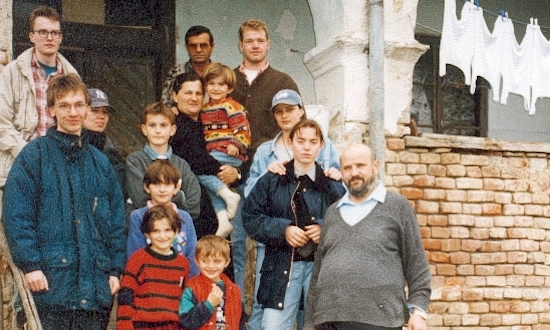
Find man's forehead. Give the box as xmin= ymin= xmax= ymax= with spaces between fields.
xmin=187 ymin=33 xmax=210 ymax=44
xmin=55 ymin=90 xmax=87 ymax=103
xmin=242 ymin=28 xmax=267 ymax=39
xmin=33 ymin=16 xmax=61 ymax=29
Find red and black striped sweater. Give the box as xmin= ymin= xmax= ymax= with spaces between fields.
xmin=117 ymin=246 xmax=190 ymax=329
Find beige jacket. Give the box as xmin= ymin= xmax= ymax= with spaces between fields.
xmin=0 ymin=47 xmax=77 ymax=186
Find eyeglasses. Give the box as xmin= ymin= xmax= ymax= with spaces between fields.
xmin=33 ymin=29 xmax=62 ymax=39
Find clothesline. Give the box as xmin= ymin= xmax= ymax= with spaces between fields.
xmin=459 ymin=0 xmax=550 ymax=30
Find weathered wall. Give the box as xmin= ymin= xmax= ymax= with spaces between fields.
xmin=386 ymin=134 xmax=550 ymax=329
xmin=0 ymin=0 xmax=12 ymax=71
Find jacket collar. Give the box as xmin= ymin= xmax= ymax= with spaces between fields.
xmin=281 ymin=160 xmax=335 ymax=195
xmin=46 ymin=127 xmax=87 ymax=160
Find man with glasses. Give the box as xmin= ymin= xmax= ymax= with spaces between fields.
xmin=0 ymin=5 xmax=77 ymax=192
xmin=161 ymin=25 xmax=215 ymax=107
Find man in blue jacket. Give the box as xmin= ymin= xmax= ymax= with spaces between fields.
xmin=2 ymin=73 xmax=126 ymax=330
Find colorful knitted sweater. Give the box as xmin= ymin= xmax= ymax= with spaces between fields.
xmin=117 ymin=246 xmax=190 ymax=329
xmin=200 ymin=97 xmax=251 ymax=162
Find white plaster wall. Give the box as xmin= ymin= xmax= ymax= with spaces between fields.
xmin=416 ymin=0 xmax=550 ymax=143
xmin=175 ymin=0 xmax=316 ymax=104
xmin=0 ymin=0 xmax=12 ymax=69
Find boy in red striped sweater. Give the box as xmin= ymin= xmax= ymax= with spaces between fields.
xmin=118 ymin=205 xmax=190 ymax=330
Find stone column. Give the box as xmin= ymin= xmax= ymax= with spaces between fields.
xmin=304 ymin=0 xmax=428 ymax=149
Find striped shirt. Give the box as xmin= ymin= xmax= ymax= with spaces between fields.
xmin=117 ymin=246 xmax=190 ymax=329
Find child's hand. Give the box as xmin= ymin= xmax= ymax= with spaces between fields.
xmin=206 ymin=283 xmax=223 ymax=307
xmin=227 ymin=144 xmax=239 ymax=157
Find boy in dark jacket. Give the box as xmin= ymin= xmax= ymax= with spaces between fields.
xmin=242 ymin=119 xmax=345 ymax=330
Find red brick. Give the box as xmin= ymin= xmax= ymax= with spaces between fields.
xmin=386 ymin=138 xmax=405 ymax=150
xmin=466 ymin=166 xmax=482 ymax=178
xmin=423 ymin=189 xmax=446 ymax=200
xmin=428 ymin=215 xmax=448 ymax=226
xmin=484 ymin=178 xmax=505 ymax=191
xmin=416 ymin=200 xmax=439 ymax=213
xmin=462 ymin=239 xmax=482 ymax=252
xmin=507 ymin=275 xmax=526 ymax=286
xmin=520 ymin=239 xmax=540 ymax=251
xmin=441 ymin=153 xmax=460 ymax=164
xmin=481 ymin=166 xmax=501 ymax=177
xmin=462 ymin=154 xmax=490 ymax=166
xmin=480 ymin=241 xmax=501 ymax=252
xmin=449 ymin=252 xmax=470 ymax=264
xmin=401 ymin=187 xmax=423 ymax=199
xmin=413 ymin=175 xmax=435 ymax=187
xmin=423 ymin=238 xmax=441 ymax=250
xmin=467 ymin=190 xmax=495 ymax=202
xmin=457 ymin=264 xmax=475 ymax=275
xmin=427 ymin=164 xmax=447 ymax=176
xmin=470 ymin=228 xmax=489 ymax=239
xmin=463 ymin=288 xmax=484 ymax=301
xmin=431 ymin=252 xmax=450 ymax=263
xmin=436 ymin=264 xmax=457 ymax=276
xmin=435 ymin=177 xmax=456 ymax=189
xmin=479 ymin=314 xmax=502 ymax=326
xmin=445 ymin=276 xmax=466 ymax=286
xmin=507 ymin=228 xmax=528 ymax=239
xmin=420 ymin=227 xmax=431 ymax=238
xmin=441 ymin=239 xmax=461 ymax=251
xmin=432 ymin=227 xmax=450 ymax=238
xmin=386 ymin=163 xmax=407 ymax=175
xmin=476 ymin=216 xmax=495 ymax=228
xmin=525 ymin=275 xmax=545 ymax=286
xmin=440 ymin=202 xmax=462 ymax=214
xmin=482 ymin=203 xmax=502 ymax=215
xmin=490 ymin=301 xmax=512 ymax=313
xmin=457 ymin=177 xmax=483 ymax=189
xmin=446 ymin=190 xmax=467 ymax=202
xmin=510 ymin=301 xmax=531 ymax=313
xmin=463 ymin=203 xmax=482 ymax=214
xmin=495 ymin=264 xmax=514 ymax=275
xmin=475 ymin=265 xmax=495 ymax=276
xmin=469 ymin=302 xmax=489 ymax=313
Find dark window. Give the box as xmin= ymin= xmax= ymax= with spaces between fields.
xmin=412 ymin=35 xmax=488 ymax=137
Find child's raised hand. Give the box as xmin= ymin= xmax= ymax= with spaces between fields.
xmin=267 ymin=160 xmax=288 ymax=176
xmin=206 ymin=283 xmax=224 ymax=307
xmin=226 ymin=144 xmax=239 ymax=157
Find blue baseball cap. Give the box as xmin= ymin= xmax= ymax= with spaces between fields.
xmin=271 ymin=89 xmax=303 ymax=110
xmin=88 ymin=88 xmax=115 ymax=112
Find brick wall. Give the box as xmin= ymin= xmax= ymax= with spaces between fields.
xmin=386 ymin=134 xmax=550 ymax=329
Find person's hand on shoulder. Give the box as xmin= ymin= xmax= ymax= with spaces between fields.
xmin=323 ymin=167 xmax=342 ymax=181
xmin=267 ymin=160 xmax=288 ymax=176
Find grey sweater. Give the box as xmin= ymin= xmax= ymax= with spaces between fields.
xmin=304 ymin=191 xmax=431 ymax=328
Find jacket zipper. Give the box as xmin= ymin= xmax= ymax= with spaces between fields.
xmin=288 ymin=180 xmax=301 ymax=287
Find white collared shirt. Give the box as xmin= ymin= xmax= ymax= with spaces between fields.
xmin=336 ymin=183 xmax=387 ymax=226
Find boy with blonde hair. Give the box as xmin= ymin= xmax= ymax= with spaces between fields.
xmin=179 ymin=235 xmax=242 ymax=330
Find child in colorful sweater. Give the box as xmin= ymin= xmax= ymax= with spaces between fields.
xmin=118 ymin=205 xmax=190 ymax=330
xmin=199 ymin=63 xmax=251 ymax=238
xmin=179 ymin=235 xmax=242 ymax=330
